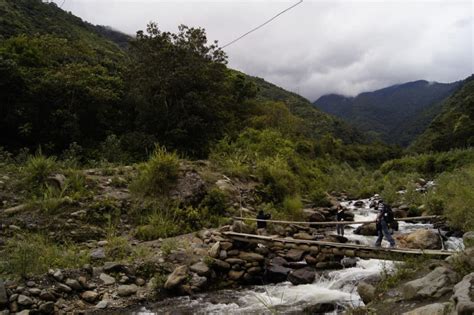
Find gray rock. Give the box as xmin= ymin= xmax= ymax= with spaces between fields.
xmin=103 ymin=262 xmax=127 ymax=273
xmin=190 ymin=262 xmax=210 ymax=276
xmin=16 ymin=311 xmax=29 ymax=315
xmin=81 ymin=291 xmax=99 ymax=303
xmin=208 ymin=242 xmax=220 ymax=258
xmin=0 ymin=280 xmax=7 ymax=306
xmin=401 ymin=302 xmax=454 ymax=315
xmin=164 ymin=266 xmax=188 ymax=290
xmin=402 ymin=267 xmax=459 ymax=299
xmin=117 ymin=284 xmax=138 ymax=297
xmin=190 ymin=274 xmax=207 ymax=288
xmin=28 ymin=288 xmax=41 ymax=296
xmin=90 ymin=248 xmax=106 ymax=260
xmin=452 ymin=272 xmax=474 ymax=315
xmin=17 ymin=294 xmax=33 ymax=306
xmin=354 ymin=223 xmax=378 ymax=236
xmin=53 ymin=270 xmax=64 ymax=281
xmin=65 ymin=279 xmax=82 ymax=291
xmin=210 ymin=258 xmax=231 ymax=270
xmin=97 ymin=240 xmax=108 ymax=247
xmin=57 ymin=283 xmax=72 ymax=293
xmin=39 ymin=301 xmax=55 ymax=314
xmin=265 ymin=264 xmax=291 ymax=283
xmin=357 ymin=281 xmax=375 ymax=304
xmin=99 ymin=273 xmax=116 ymax=286
xmin=239 ymin=252 xmax=264 ymax=262
xmin=285 ymin=249 xmax=305 ymax=262
xmin=341 ymin=257 xmax=358 ymax=268
xmin=136 ymin=278 xmax=146 ymax=286
xmin=95 ymin=300 xmax=108 ymax=309
xmin=288 ymin=268 xmax=316 ymax=285
xmin=463 ymin=232 xmax=474 ymax=248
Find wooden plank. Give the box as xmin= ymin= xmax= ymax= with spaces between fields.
xmin=232 ymin=215 xmax=441 ymax=226
xmin=222 ymin=231 xmax=454 ymax=257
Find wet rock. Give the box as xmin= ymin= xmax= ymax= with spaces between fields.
xmin=117 ymin=284 xmax=138 ymax=297
xmin=285 ymin=249 xmax=305 ymax=262
xmin=288 ymin=267 xmax=316 ymax=285
xmin=402 ymin=267 xmax=459 ymax=299
xmin=341 ymin=257 xmax=357 ymax=268
xmin=228 ymin=270 xmax=245 ymax=281
xmin=357 ymin=281 xmax=375 ymax=304
xmin=401 ymin=302 xmax=454 ymax=315
xmin=354 ymin=201 xmax=364 ymax=207
xmin=90 ymin=248 xmax=106 ymax=260
xmin=239 ymin=252 xmax=264 ymax=262
xmin=452 ymin=272 xmax=474 ymax=315
xmin=315 ymin=261 xmax=343 ymax=270
xmin=39 ymin=301 xmax=55 ymax=314
xmin=0 ymin=280 xmax=7 ymax=306
xmin=231 ymin=221 xmax=255 ymax=234
xmin=208 ymin=242 xmax=220 ymax=258
xmin=190 ymin=262 xmax=210 ymax=276
xmin=65 ymin=279 xmax=82 ymax=291
xmin=396 ymin=229 xmax=441 ymax=250
xmin=164 ymin=266 xmax=188 ymax=290
xmin=354 ymin=223 xmax=378 ymax=236
xmin=265 ymin=264 xmax=291 ymax=283
xmin=81 ymin=291 xmax=99 ymax=303
xmin=17 ymin=295 xmax=33 ymax=306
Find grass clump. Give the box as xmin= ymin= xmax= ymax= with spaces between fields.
xmin=0 ymin=234 xmax=89 ymax=278
xmin=21 ymin=153 xmax=58 ymax=193
xmin=131 ymin=146 xmax=180 ymax=197
xmin=377 ymin=256 xmax=431 ymax=293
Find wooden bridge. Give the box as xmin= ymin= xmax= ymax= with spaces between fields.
xmin=222 ymin=231 xmax=456 ymax=261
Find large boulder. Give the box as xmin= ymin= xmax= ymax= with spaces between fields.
xmin=395 ymin=229 xmax=441 ymax=249
xmin=452 ymin=272 xmax=474 ymax=315
xmin=401 ymin=302 xmax=454 ymax=315
xmin=265 ymin=264 xmax=291 ymax=283
xmin=169 ymin=170 xmax=206 ymax=205
xmin=402 ymin=267 xmax=460 ymax=299
xmin=357 ymin=281 xmax=375 ymax=304
xmin=164 ymin=265 xmax=189 ymax=290
xmin=288 ymin=268 xmax=316 ymax=285
xmin=285 ymin=249 xmax=305 ymax=262
xmin=354 ymin=223 xmax=378 ymax=236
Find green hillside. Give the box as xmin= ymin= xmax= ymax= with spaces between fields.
xmin=411 ymin=75 xmax=474 ymax=152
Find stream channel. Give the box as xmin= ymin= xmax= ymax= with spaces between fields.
xmin=132 ymin=197 xmax=464 ymax=314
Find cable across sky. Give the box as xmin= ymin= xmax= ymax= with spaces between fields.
xmin=221 ymin=0 xmax=303 ymax=49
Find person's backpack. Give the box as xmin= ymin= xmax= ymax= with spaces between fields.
xmin=382 ymin=204 xmax=394 ymax=224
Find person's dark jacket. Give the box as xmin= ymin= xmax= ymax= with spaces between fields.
xmin=257 ymin=212 xmax=271 ymax=229
xmin=336 ymin=209 xmax=345 ymax=221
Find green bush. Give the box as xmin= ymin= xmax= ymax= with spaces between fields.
xmin=131 ymin=147 xmax=180 ymax=197
xmin=200 ymin=188 xmax=229 ymax=216
xmin=22 ymin=153 xmax=58 ymax=193
xmin=0 ymin=234 xmax=89 ymax=278
xmin=282 ymin=195 xmax=303 ymax=219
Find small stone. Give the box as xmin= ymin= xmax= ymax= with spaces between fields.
xmin=90 ymin=248 xmax=106 ymax=260
xmin=136 ymin=278 xmax=146 ymax=286
xmin=17 ymin=294 xmax=33 ymax=306
xmin=53 ymin=270 xmax=64 ymax=281
xmin=103 ymin=262 xmax=126 ymax=273
xmin=81 ymin=291 xmax=99 ymax=303
xmin=117 ymin=284 xmax=138 ymax=297
xmin=228 ymin=270 xmax=244 ymax=280
xmin=97 ymin=240 xmax=108 ymax=247
xmin=120 ymin=275 xmax=129 ymax=284
xmin=26 ymin=281 xmax=36 ymax=288
xmin=190 ymin=262 xmax=210 ymax=276
xmin=9 ymin=293 xmax=18 ymax=302
xmin=99 ymin=273 xmax=116 ymax=286
xmin=95 ymin=300 xmax=108 ymax=309
xmin=65 ymin=279 xmax=82 ymax=291
xmin=39 ymin=301 xmax=55 ymax=314
xmin=28 ymin=288 xmax=41 ymax=296
xmin=57 ymin=283 xmax=72 ymax=293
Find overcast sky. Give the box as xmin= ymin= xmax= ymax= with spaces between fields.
xmin=55 ymin=0 xmax=473 ymax=101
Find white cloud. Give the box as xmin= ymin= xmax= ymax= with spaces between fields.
xmin=56 ymin=0 xmax=473 ymax=101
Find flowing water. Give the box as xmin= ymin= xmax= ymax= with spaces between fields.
xmin=133 ymin=198 xmax=463 ymax=314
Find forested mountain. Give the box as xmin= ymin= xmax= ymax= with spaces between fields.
xmin=411 ymin=75 xmax=474 ymax=152
xmin=313 ymin=80 xmax=461 ymax=146
xmin=0 ymin=0 xmax=373 ymax=162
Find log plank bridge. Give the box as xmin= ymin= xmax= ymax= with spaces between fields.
xmin=225 ymin=216 xmax=455 ymax=260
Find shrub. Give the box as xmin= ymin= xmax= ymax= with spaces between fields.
xmin=282 ymin=195 xmax=303 ymax=219
xmin=0 ymin=234 xmax=89 ymax=278
xmin=22 ymin=153 xmax=58 ymax=193
xmin=130 ymin=147 xmax=180 ymax=197
xmin=200 ymin=188 xmax=229 ymax=216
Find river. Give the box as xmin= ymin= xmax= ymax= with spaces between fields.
xmin=132 ymin=198 xmax=463 ymax=314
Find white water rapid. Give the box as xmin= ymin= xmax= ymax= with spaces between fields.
xmin=133 ymin=197 xmax=463 ymax=314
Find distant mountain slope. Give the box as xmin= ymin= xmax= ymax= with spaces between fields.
xmin=0 ymin=0 xmax=130 ymax=49
xmin=249 ymin=76 xmax=365 ymax=144
xmin=411 ymin=75 xmax=474 ymax=152
xmin=313 ymin=80 xmax=461 ymax=146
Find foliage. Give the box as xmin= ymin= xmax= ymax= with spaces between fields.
xmin=377 ymin=256 xmax=431 ymax=293
xmin=130 ymin=147 xmax=180 ymax=197
xmin=21 ymin=153 xmax=58 ymax=193
xmin=0 ymin=233 xmax=89 ymax=278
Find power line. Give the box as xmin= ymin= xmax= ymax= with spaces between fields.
xmin=221 ymin=0 xmax=303 ymax=49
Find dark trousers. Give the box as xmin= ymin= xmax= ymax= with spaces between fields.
xmin=337 ymin=224 xmax=344 ymax=236
xmin=375 ymin=220 xmax=395 ymax=247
